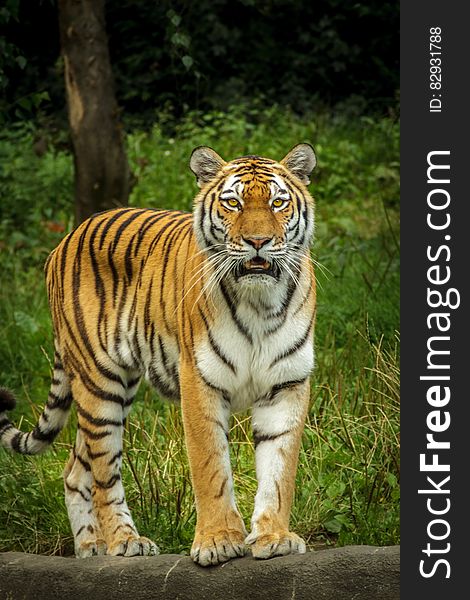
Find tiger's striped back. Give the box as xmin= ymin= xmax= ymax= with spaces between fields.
xmin=46 ymin=207 xmax=195 ymax=403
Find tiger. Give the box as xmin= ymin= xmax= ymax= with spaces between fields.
xmin=0 ymin=143 xmax=317 ymax=566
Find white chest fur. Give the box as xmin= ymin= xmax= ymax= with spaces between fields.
xmin=194 ymin=280 xmax=314 ymax=412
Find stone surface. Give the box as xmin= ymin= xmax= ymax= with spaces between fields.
xmin=0 ymin=545 xmax=399 ymax=600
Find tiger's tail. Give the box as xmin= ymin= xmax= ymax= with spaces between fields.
xmin=0 ymin=360 xmax=73 ymax=455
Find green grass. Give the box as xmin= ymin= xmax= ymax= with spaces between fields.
xmin=0 ymin=105 xmax=399 ymax=555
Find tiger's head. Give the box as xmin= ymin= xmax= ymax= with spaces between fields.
xmin=190 ymin=144 xmax=316 ymax=288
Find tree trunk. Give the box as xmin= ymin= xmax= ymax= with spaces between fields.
xmin=58 ymin=0 xmax=131 ymax=224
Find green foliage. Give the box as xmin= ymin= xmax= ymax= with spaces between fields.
xmin=0 ymin=122 xmax=74 ymax=271
xmin=299 ymin=332 xmax=400 ymax=546
xmin=108 ymin=0 xmax=399 ymax=118
xmin=0 ymin=105 xmax=399 ymax=555
xmin=0 ymin=0 xmax=56 ymax=123
xmin=0 ymin=1 xmax=22 ymax=91
xmin=1 ymin=1 xmax=398 ymax=125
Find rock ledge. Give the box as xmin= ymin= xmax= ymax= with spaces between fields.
xmin=0 ymin=545 xmax=399 ymax=600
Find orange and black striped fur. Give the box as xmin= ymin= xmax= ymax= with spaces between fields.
xmin=0 ymin=144 xmax=317 ymax=565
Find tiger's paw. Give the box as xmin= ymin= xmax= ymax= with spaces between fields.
xmin=245 ymin=530 xmax=306 ymax=559
xmin=191 ymin=529 xmax=247 ymax=566
xmin=76 ymin=538 xmax=107 ymax=558
xmin=107 ymin=535 xmax=159 ymax=557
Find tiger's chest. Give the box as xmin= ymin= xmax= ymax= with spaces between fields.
xmin=193 ymin=301 xmax=314 ymax=412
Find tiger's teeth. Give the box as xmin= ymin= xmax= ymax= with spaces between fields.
xmin=245 ymin=259 xmax=270 ymax=270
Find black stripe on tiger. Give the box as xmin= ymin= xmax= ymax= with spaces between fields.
xmin=198 ymin=182 xmax=227 ymax=247
xmin=85 ymin=445 xmax=108 ymax=460
xmin=65 ymin=481 xmax=91 ymax=503
xmin=269 ymin=312 xmax=315 ymax=368
xmin=110 ymin=209 xmax=147 ymax=256
xmin=31 ymin=415 xmax=63 ymax=443
xmin=219 ymin=281 xmax=253 ymax=344
xmin=159 ymin=217 xmax=192 ymax=301
xmin=129 ymin=318 xmax=144 ymax=372
xmin=0 ymin=419 xmax=12 ymax=435
xmin=66 ymin=350 xmax=125 ymax=405
xmin=108 ymin=450 xmax=123 ymax=466
xmin=58 ymin=230 xmax=73 ymax=303
xmin=148 ymin=362 xmax=180 ymax=400
xmin=172 ymin=224 xmax=193 ymax=321
xmin=194 ymin=364 xmax=231 ymax=406
xmin=76 ymin=403 xmax=123 ymax=428
xmin=255 ymin=378 xmax=310 ymax=407
xmin=270 ymin=378 xmax=308 ymax=397
xmin=107 ymin=243 xmax=120 ymax=308
xmin=47 ymin=391 xmax=73 ymax=410
xmin=147 ymin=212 xmax=188 ymax=256
xmin=75 ymin=451 xmax=92 ymax=472
xmin=71 ymin=219 xmax=127 ymax=382
xmin=112 ymin=259 xmax=134 ymax=369
xmin=143 ymin=279 xmax=155 ymax=343
xmin=198 ymin=307 xmax=237 ymax=374
xmin=157 ymin=335 xmax=177 ymax=386
xmin=78 ymin=424 xmax=113 ymax=441
xmin=98 ymin=208 xmax=136 ymax=251
xmin=133 ymin=210 xmax=167 ymax=256
xmin=252 ymin=428 xmax=292 ymax=448
xmin=124 ymin=231 xmax=139 ymax=285
xmin=293 ymin=272 xmax=314 ymax=316
xmin=265 ymin=276 xmax=298 ymax=335
xmin=94 ymin=473 xmax=121 ymax=490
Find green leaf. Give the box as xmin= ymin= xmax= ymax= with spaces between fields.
xmin=326 ymin=481 xmax=346 ymax=499
xmin=16 ymin=55 xmax=26 ymax=69
xmin=324 ymin=518 xmax=342 ymax=533
xmin=14 ymin=311 xmax=39 ymax=335
xmin=32 ymin=91 xmax=50 ymax=107
xmin=182 ymin=55 xmax=193 ymax=70
xmin=334 ymin=513 xmax=352 ymax=528
xmin=17 ymin=97 xmax=32 ymax=110
xmin=171 ymin=32 xmax=190 ymax=47
xmin=170 ymin=13 xmax=181 ymax=27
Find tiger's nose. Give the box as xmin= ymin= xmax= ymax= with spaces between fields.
xmin=242 ymin=236 xmax=273 ymax=250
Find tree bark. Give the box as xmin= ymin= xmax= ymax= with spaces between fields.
xmin=58 ymin=0 xmax=131 ymax=224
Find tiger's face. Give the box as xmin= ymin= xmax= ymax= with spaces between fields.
xmin=190 ymin=144 xmax=316 ymax=287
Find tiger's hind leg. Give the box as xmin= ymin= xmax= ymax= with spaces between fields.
xmin=59 ymin=341 xmax=107 ymax=558
xmin=64 ymin=430 xmax=107 ymax=557
xmin=69 ymin=373 xmax=158 ymax=557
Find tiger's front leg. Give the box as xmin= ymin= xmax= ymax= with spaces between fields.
xmin=246 ymin=381 xmax=310 ymax=559
xmin=180 ymin=361 xmax=247 ymax=566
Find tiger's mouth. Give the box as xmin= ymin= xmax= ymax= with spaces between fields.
xmin=236 ymin=256 xmax=279 ymax=279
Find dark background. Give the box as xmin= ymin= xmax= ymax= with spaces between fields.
xmin=1 ymin=0 xmax=399 ymax=127
xmin=400 ymin=0 xmax=468 ymax=595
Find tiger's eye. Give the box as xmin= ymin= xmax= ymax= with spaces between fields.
xmin=272 ymin=198 xmax=284 ymax=208
xmin=227 ymin=198 xmax=240 ymax=208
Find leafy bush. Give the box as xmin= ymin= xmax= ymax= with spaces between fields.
xmin=0 ymin=122 xmax=73 ymax=272
xmin=1 ymin=1 xmax=398 ymax=124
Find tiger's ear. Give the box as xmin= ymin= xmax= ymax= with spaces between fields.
xmin=280 ymin=143 xmax=317 ymax=185
xmin=190 ymin=146 xmax=226 ymax=188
